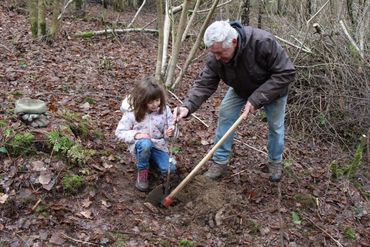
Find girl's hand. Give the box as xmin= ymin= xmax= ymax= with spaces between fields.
xmin=166 ymin=127 xmax=174 ymax=137
xmin=135 ymin=133 xmax=151 ymax=140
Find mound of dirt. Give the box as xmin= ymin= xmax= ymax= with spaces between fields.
xmin=176 ymin=175 xmax=241 ymax=217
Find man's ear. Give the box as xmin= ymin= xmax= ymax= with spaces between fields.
xmin=232 ymin=38 xmax=237 ymax=46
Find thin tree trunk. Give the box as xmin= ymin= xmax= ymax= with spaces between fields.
xmin=155 ymin=0 xmax=164 ymax=83
xmin=38 ymin=0 xmax=46 ymax=37
xmin=29 ymin=0 xmax=38 ymax=37
xmin=277 ymin=0 xmax=282 ymax=15
xmin=50 ymin=0 xmax=62 ymax=38
xmin=181 ymin=0 xmax=201 ymax=43
xmin=241 ymin=0 xmax=250 ymax=26
xmin=347 ymin=0 xmax=355 ymax=25
xmin=258 ymin=0 xmax=264 ymax=29
xmin=161 ymin=0 xmax=171 ymax=75
xmin=165 ymin=0 xmax=191 ymax=87
xmin=172 ymin=0 xmax=220 ymax=90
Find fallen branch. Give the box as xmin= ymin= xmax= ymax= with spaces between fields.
xmin=305 ymin=217 xmax=344 ymax=247
xmin=0 ymin=44 xmax=12 ymax=53
xmin=76 ymin=28 xmax=158 ymax=37
xmin=57 ymin=0 xmax=74 ymax=21
xmin=275 ymin=35 xmax=312 ymax=54
xmin=62 ymin=233 xmax=99 ymax=246
xmin=127 ymin=0 xmax=147 ymax=28
xmin=193 ymin=0 xmax=235 ymax=13
xmin=234 ymin=138 xmax=267 ymax=156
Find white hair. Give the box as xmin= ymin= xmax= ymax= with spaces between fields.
xmin=203 ymin=21 xmax=238 ymax=48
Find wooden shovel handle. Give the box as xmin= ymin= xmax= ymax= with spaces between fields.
xmin=164 ymin=114 xmax=245 ymax=205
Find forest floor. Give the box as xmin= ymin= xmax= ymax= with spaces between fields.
xmin=0 ymin=2 xmax=369 ymax=247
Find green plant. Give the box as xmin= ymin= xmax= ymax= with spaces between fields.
xmin=178 ymin=240 xmax=195 ymax=247
xmin=35 ymin=204 xmax=49 ymax=218
xmin=246 ymin=219 xmax=261 ymax=234
xmin=47 ymin=130 xmax=74 ymax=153
xmin=67 ymin=144 xmax=96 ymax=165
xmin=291 ymin=211 xmax=301 ymax=225
xmin=344 ymin=227 xmax=356 ymax=240
xmin=84 ymin=97 xmax=96 ymax=105
xmin=5 ymin=132 xmax=35 ymax=156
xmin=62 ymin=175 xmax=85 ymax=194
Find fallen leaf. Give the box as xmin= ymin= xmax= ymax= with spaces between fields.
xmin=0 ymin=193 xmax=9 ymax=204
xmin=38 ymin=171 xmax=53 ymax=185
xmin=80 ymin=209 xmax=93 ymax=219
xmin=82 ymin=198 xmax=93 ymax=208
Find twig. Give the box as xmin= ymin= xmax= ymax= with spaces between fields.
xmin=234 ymin=138 xmax=268 ymax=156
xmin=277 ymin=182 xmax=284 ymax=247
xmin=275 ymin=35 xmax=312 ymax=54
xmin=61 ymin=233 xmax=99 ymax=246
xmin=31 ymin=198 xmax=42 ymax=211
xmin=193 ymin=0 xmax=235 ymax=13
xmin=127 ymin=0 xmax=147 ymax=28
xmin=0 ymin=44 xmax=12 ymax=53
xmin=57 ymin=0 xmax=74 ymax=21
xmin=305 ymin=217 xmax=344 ymax=247
xmin=293 ymin=0 xmax=330 ymax=63
xmin=166 ymin=89 xmax=209 ymax=128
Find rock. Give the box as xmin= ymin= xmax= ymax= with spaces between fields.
xmin=15 ymin=98 xmax=47 ymax=114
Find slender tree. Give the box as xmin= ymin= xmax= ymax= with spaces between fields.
xmin=241 ymin=0 xmax=250 ymax=25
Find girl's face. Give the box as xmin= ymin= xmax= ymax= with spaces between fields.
xmin=147 ymin=98 xmax=161 ymax=112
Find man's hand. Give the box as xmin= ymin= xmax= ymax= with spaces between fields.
xmin=173 ymin=107 xmax=189 ymax=122
xmin=242 ymin=101 xmax=257 ymax=119
xmin=135 ymin=133 xmax=151 ymax=140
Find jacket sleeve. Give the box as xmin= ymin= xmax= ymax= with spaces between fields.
xmin=182 ymin=58 xmax=220 ymax=115
xmin=115 ymin=112 xmax=138 ymax=144
xmin=248 ymin=36 xmax=295 ymax=108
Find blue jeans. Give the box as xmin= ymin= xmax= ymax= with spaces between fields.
xmin=212 ymin=88 xmax=287 ymax=165
xmin=135 ymin=139 xmax=176 ymax=173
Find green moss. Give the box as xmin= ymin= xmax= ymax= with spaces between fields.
xmin=293 ymin=193 xmax=316 ymax=209
xmin=62 ymin=175 xmax=85 ymax=194
xmin=5 ymin=132 xmax=35 ymax=156
xmin=246 ymin=219 xmax=261 ymax=235
xmin=178 ymin=240 xmax=195 ymax=247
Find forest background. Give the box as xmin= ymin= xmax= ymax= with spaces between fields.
xmin=0 ymin=0 xmax=369 ymax=246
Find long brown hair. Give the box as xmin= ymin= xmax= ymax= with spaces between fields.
xmin=129 ymin=76 xmax=166 ymax=122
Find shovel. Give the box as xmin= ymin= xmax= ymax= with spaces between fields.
xmin=146 ymin=122 xmax=178 ymax=205
xmin=162 ymin=113 xmax=245 ymax=207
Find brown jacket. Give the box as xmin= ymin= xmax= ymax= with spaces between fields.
xmin=183 ymin=22 xmax=295 ymax=113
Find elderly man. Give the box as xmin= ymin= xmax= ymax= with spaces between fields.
xmin=174 ymin=20 xmax=295 ymax=182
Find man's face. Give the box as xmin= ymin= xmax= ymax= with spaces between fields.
xmin=209 ymin=40 xmax=237 ymax=63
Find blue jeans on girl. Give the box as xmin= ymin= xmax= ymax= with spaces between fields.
xmin=135 ymin=139 xmax=176 ymax=173
xmin=212 ymin=87 xmax=287 ymax=165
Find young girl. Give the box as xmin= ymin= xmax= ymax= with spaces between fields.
xmin=115 ymin=76 xmax=176 ymax=192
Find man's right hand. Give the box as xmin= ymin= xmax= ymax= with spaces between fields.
xmin=173 ymin=107 xmax=189 ymax=122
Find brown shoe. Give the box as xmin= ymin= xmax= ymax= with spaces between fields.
xmin=204 ymin=163 xmax=227 ymax=180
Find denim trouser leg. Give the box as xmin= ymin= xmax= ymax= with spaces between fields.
xmin=212 ymin=88 xmax=246 ymax=164
xmin=135 ymin=139 xmax=153 ymax=170
xmin=135 ymin=139 xmax=175 ymax=173
xmin=263 ymin=95 xmax=287 ymax=164
xmin=150 ymin=148 xmax=176 ymax=174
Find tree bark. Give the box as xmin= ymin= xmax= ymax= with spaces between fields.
xmin=50 ymin=0 xmax=62 ymax=38
xmin=155 ymin=0 xmax=164 ymax=83
xmin=29 ymin=0 xmax=38 ymax=37
xmin=241 ymin=0 xmax=250 ymax=25
xmin=164 ymin=0 xmax=191 ymax=88
xmin=38 ymin=0 xmax=46 ymax=37
xmin=258 ymin=0 xmax=264 ymax=29
xmin=172 ymin=0 xmax=220 ymax=90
